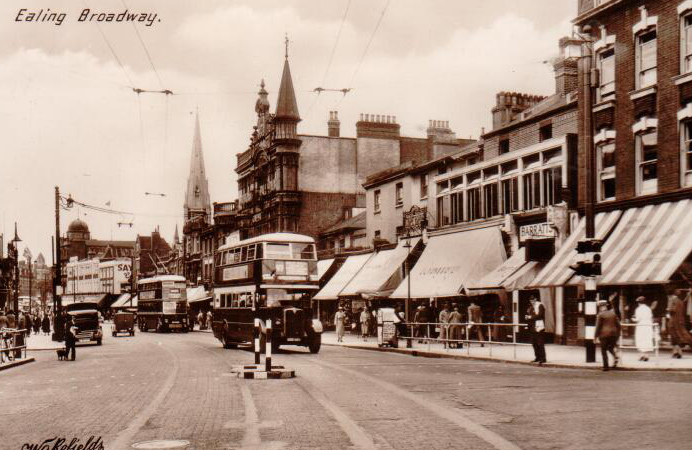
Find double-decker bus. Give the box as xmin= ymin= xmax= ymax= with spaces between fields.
xmin=211 ymin=233 xmax=323 ymax=353
xmin=137 ymin=275 xmax=189 ymax=332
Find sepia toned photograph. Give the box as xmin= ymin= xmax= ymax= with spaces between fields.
xmin=1 ymin=1 xmax=691 ymax=449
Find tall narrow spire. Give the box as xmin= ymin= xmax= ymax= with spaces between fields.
xmin=275 ymin=40 xmax=300 ymax=121
xmin=173 ymin=224 xmax=180 ymax=244
xmin=184 ymin=111 xmax=211 ymax=223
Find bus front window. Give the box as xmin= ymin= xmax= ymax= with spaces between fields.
xmin=292 ymin=243 xmax=316 ymax=260
xmin=266 ymin=288 xmax=289 ymax=307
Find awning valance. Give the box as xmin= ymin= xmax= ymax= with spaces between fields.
xmin=313 ymin=253 xmax=375 ymax=300
xmin=390 ymin=226 xmax=506 ymax=298
xmin=573 ymin=199 xmax=692 ymax=285
xmin=529 ymin=210 xmax=622 ymax=288
xmin=339 ymin=238 xmax=420 ymax=298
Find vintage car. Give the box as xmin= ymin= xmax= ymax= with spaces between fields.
xmin=65 ymin=302 xmax=103 ymax=345
xmin=112 ymin=311 xmax=136 ymax=337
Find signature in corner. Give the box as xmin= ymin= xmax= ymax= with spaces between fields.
xmin=21 ymin=436 xmax=104 ymax=450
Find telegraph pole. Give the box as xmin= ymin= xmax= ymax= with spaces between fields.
xmin=53 ymin=186 xmax=65 ymax=341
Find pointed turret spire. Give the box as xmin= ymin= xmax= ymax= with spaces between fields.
xmin=173 ymin=224 xmax=180 ymax=245
xmin=184 ymin=111 xmax=211 ymax=223
xmin=275 ymin=36 xmax=300 ymax=121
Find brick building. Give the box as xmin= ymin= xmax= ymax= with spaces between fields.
xmin=234 ymin=47 xmax=473 ymax=242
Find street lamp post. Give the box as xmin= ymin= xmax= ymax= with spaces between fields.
xmin=11 ymin=222 xmax=21 ymax=314
xmin=402 ymin=234 xmax=412 ymax=349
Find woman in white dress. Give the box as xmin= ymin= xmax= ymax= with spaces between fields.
xmin=631 ymin=296 xmax=654 ymax=361
xmin=334 ymin=307 xmax=346 ymax=343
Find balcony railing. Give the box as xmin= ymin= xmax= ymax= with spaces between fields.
xmin=213 ymin=202 xmax=238 ymax=215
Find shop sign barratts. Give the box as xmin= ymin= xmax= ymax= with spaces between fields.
xmin=519 ymin=222 xmax=556 ymax=242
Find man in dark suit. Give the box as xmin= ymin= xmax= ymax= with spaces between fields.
xmin=467 ymin=301 xmax=486 ymax=345
xmin=595 ymin=299 xmax=620 ymax=371
xmin=525 ymin=296 xmax=546 ymax=364
xmin=64 ymin=317 xmax=77 ymax=361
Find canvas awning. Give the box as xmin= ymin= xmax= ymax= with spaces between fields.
xmin=390 ymin=226 xmax=506 ymax=298
xmin=313 ymin=252 xmax=375 ymax=300
xmin=339 ymin=238 xmax=420 ymax=298
xmin=111 ymin=293 xmax=137 ymax=308
xmin=528 ymin=210 xmax=622 ymax=288
xmin=186 ymin=286 xmax=212 ymax=303
xmin=570 ymin=199 xmax=692 ymax=286
xmin=467 ymin=247 xmax=542 ymax=293
xmin=62 ymin=293 xmax=108 ymax=307
xmin=317 ymin=258 xmax=336 ymax=280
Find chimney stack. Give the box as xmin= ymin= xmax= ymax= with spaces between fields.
xmin=328 ymin=110 xmax=340 ymax=137
xmin=356 ymin=112 xmax=400 ymax=139
xmin=554 ymin=36 xmax=581 ymax=97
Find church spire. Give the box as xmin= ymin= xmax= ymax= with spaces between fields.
xmin=184 ymin=111 xmax=211 ymax=223
xmin=173 ymin=224 xmax=180 ymax=245
xmin=275 ymin=36 xmax=300 ymax=121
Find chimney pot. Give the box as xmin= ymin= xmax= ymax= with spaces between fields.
xmin=393 ymin=116 xmax=397 ymax=123
xmin=360 ymin=113 xmax=363 ymax=121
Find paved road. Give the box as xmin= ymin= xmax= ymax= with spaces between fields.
xmin=2 ymin=330 xmax=691 ymax=450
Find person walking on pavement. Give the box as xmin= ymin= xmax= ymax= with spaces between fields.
xmin=334 ymin=306 xmax=346 ymax=343
xmin=360 ymin=307 xmax=370 ymax=342
xmin=25 ymin=313 xmax=33 ymax=337
xmin=438 ymin=303 xmax=451 ymax=349
xmin=206 ymin=310 xmax=213 ymax=331
xmin=32 ymin=314 xmax=41 ymax=334
xmin=6 ymin=310 xmax=16 ymax=329
xmin=18 ymin=312 xmax=26 ymax=334
xmin=41 ymin=314 xmax=51 ymax=335
xmin=595 ymin=299 xmax=621 ymax=371
xmin=64 ymin=317 xmax=77 ymax=361
xmin=632 ymin=296 xmax=654 ymax=361
xmin=448 ymin=305 xmax=463 ymax=349
xmin=526 ymin=295 xmax=547 ymax=365
xmin=197 ymin=311 xmax=204 ymax=330
xmin=467 ymin=301 xmax=485 ymax=346
xmin=666 ymin=290 xmax=692 ymax=358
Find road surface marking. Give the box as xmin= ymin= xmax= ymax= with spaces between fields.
xmin=294 ymin=378 xmax=379 ymax=450
xmin=225 ymin=384 xmax=284 ymax=449
xmin=109 ymin=342 xmax=179 ymax=450
xmin=313 ymin=359 xmax=522 ymax=450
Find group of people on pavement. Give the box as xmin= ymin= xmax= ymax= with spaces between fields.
xmin=0 ymin=309 xmax=52 ymax=336
xmin=196 ymin=310 xmax=213 ymax=331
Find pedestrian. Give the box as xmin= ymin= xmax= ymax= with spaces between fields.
xmin=6 ymin=310 xmax=16 ymax=329
xmin=492 ymin=304 xmax=508 ymax=342
xmin=666 ymin=290 xmax=692 ymax=359
xmin=438 ymin=303 xmax=451 ymax=349
xmin=64 ymin=317 xmax=77 ymax=361
xmin=632 ymin=296 xmax=654 ymax=361
xmin=334 ymin=306 xmax=346 ymax=342
xmin=197 ymin=311 xmax=204 ymax=330
xmin=25 ymin=313 xmax=33 ymax=336
xmin=525 ymin=295 xmax=547 ymax=364
xmin=467 ymin=301 xmax=486 ymax=346
xmin=41 ymin=314 xmax=51 ymax=335
xmin=18 ymin=312 xmax=26 ymax=334
xmin=393 ymin=305 xmax=407 ymax=339
xmin=360 ymin=307 xmax=370 ymax=341
xmin=595 ymin=299 xmax=620 ymax=371
xmin=206 ymin=310 xmax=213 ymax=331
xmin=32 ymin=314 xmax=41 ymax=334
xmin=448 ymin=305 xmax=463 ymax=349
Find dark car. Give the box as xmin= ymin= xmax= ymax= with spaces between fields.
xmin=65 ymin=302 xmax=103 ymax=345
xmin=112 ymin=311 xmax=136 ymax=337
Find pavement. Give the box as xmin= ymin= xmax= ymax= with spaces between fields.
xmin=321 ymin=330 xmax=692 ymax=371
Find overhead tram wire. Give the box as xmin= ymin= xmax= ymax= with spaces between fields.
xmin=121 ymin=0 xmax=164 ymax=90
xmin=338 ymin=0 xmax=391 ymax=108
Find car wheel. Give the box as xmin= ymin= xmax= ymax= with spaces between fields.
xmin=308 ymin=334 xmax=321 ymax=354
xmin=112 ymin=332 xmax=116 ymax=337
xmin=97 ymin=338 xmax=102 ymax=346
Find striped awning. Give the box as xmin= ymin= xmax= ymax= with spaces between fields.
xmin=529 ymin=210 xmax=622 ymax=288
xmin=592 ymin=200 xmax=692 ymax=285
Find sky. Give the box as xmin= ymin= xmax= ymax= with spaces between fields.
xmin=0 ymin=0 xmax=575 ymax=262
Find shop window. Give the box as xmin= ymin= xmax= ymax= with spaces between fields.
xmin=539 ymin=123 xmax=553 ymax=142
xmin=597 ymin=141 xmax=616 ymax=201
xmin=636 ymin=29 xmax=657 ymax=89
xmin=483 ymin=183 xmax=499 ymax=217
xmin=598 ymin=48 xmax=615 ymax=101
xmin=682 ymin=121 xmax=692 ymax=186
xmin=395 ymin=182 xmax=404 ymax=206
xmin=682 ymin=13 xmax=692 ymax=74
xmin=374 ymin=189 xmax=381 ymax=213
xmin=420 ymin=174 xmax=428 ymax=199
xmin=499 ymin=138 xmax=510 ymax=155
xmin=542 ymin=166 xmax=562 ymax=206
xmin=636 ymin=129 xmax=658 ymax=195
xmin=467 ymin=187 xmax=482 ymax=221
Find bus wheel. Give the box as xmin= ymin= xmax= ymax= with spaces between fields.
xmin=308 ymin=334 xmax=321 ymax=354
xmin=222 ymin=334 xmax=236 ymax=349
